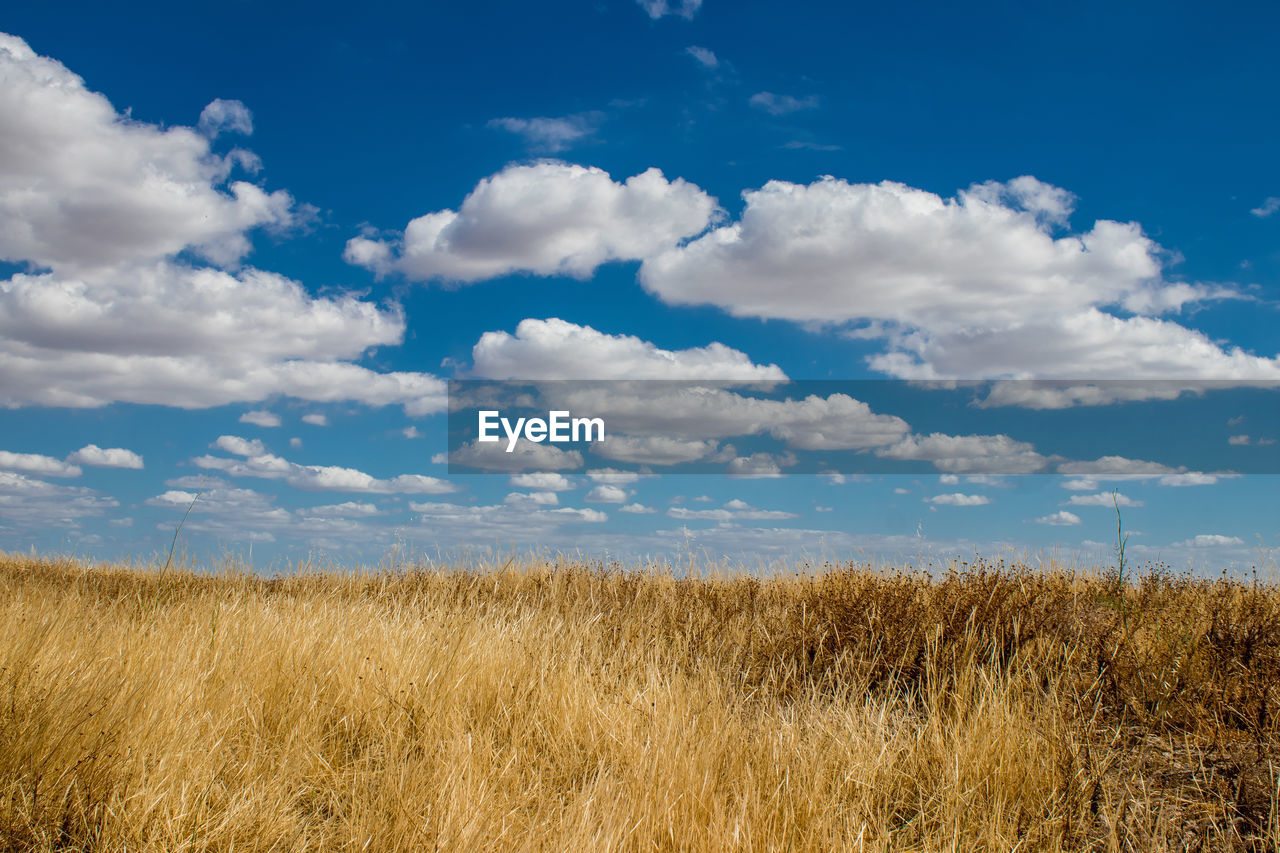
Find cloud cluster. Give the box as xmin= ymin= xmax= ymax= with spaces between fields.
xmin=194 ymin=436 xmax=454 ymax=494
xmin=345 ymin=163 xmax=719 ymax=282
xmin=638 ymin=175 xmax=1276 ymax=382
xmin=471 ymin=318 xmax=785 ymax=380
xmin=0 ymin=33 xmax=443 ymax=414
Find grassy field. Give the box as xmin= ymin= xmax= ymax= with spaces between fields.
xmin=1 ymin=553 xmax=1277 ymax=852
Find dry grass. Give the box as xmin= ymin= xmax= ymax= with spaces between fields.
xmin=1 ymin=553 xmax=1278 ymax=852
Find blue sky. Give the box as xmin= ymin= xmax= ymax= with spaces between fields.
xmin=1 ymin=1 xmax=1278 ymax=572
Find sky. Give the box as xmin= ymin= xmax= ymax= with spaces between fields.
xmin=1 ymin=0 xmax=1278 ymax=573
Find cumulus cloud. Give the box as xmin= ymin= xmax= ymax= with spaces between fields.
xmin=925 ymin=493 xmax=991 ymax=506
xmin=240 ymin=410 xmax=282 ymax=428
xmin=67 ymin=444 xmax=143 ymax=469
xmin=148 ymin=484 xmax=389 ymax=545
xmin=1036 ymin=510 xmax=1081 ymax=526
xmin=726 ymin=451 xmax=796 ymax=479
xmin=193 ymin=444 xmax=455 ymax=495
xmin=1173 ymin=534 xmax=1245 ymax=548
xmin=0 ymin=470 xmax=117 ymax=526
xmin=638 ymin=175 xmax=1276 ymax=385
xmin=448 ymin=438 xmax=584 ymax=472
xmin=748 ymin=92 xmax=819 ymax=115
xmin=488 ymin=113 xmax=602 ymax=152
xmin=504 ymin=491 xmax=560 ymax=508
xmin=0 ymin=35 xmax=296 ymax=272
xmin=619 ymin=502 xmax=656 ymax=514
xmin=213 ymin=435 xmax=267 ymax=457
xmin=0 ymin=450 xmax=81 ymax=477
xmin=344 ymin=163 xmax=719 ymax=282
xmin=586 ymin=484 xmax=629 ymax=503
xmin=302 ymin=413 xmax=328 ymax=426
xmin=595 ymin=435 xmax=718 ymax=466
xmin=197 ymin=98 xmax=253 ymax=138
xmin=878 ymin=433 xmax=1047 ymax=474
xmin=636 ymin=0 xmax=701 ymax=19
xmin=509 ymin=472 xmax=576 ymax=491
xmin=586 ymin=468 xmax=644 ymax=485
xmin=470 ymin=318 xmax=785 ymax=380
xmin=0 ymin=33 xmax=444 ymax=415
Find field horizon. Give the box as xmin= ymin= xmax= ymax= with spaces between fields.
xmin=3 ymin=551 xmax=1277 ymax=851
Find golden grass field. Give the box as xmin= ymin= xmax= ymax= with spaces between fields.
xmin=1 ymin=552 xmax=1277 ymax=851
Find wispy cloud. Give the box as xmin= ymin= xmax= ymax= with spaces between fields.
xmin=1250 ymin=197 xmax=1280 ymax=218
xmin=488 ymin=112 xmax=604 ymax=153
xmin=749 ymin=91 xmax=820 ymax=115
xmin=637 ymin=0 xmax=701 ymax=20
xmin=685 ymin=45 xmax=718 ymax=68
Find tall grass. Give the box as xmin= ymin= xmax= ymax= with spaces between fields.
xmin=1 ymin=553 xmax=1277 ymax=851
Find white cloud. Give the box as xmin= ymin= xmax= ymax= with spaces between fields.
xmin=67 ymin=444 xmax=143 ymax=469
xmin=0 ymin=450 xmax=81 ymax=477
xmin=1055 ymin=456 xmax=1226 ymax=487
xmin=290 ymin=437 xmax=303 ymax=449
xmin=586 ymin=468 xmax=643 ymax=485
xmin=448 ymin=439 xmax=584 ymax=472
xmin=0 ymin=262 xmax=443 ymax=412
xmin=1251 ymin=197 xmax=1280 ymax=218
xmin=0 ymin=35 xmax=296 ymax=272
xmin=1036 ymin=510 xmax=1081 ymax=526
xmin=148 ymin=484 xmax=386 ymax=545
xmin=668 ymin=500 xmax=798 ymax=521
xmin=925 ymin=493 xmax=990 ymax=506
xmin=1157 ymin=472 xmax=1224 ymax=487
xmin=596 ymin=434 xmax=718 ymax=466
xmin=488 ymin=113 xmax=602 ymax=152
xmin=1064 ymin=492 xmax=1142 ymax=507
xmin=471 ymin=317 xmax=785 ymax=380
xmin=402 ymin=426 xmax=422 ymax=439
xmin=0 ymin=34 xmax=444 ymax=415
xmin=504 ymin=491 xmax=560 ymax=508
xmin=0 ymin=470 xmax=117 ymax=525
xmin=1062 ymin=478 xmax=1098 ymax=490
xmin=408 ymin=500 xmax=607 ymax=541
xmin=299 ymin=501 xmax=379 ymax=518
xmin=1173 ymin=534 xmax=1245 ymax=548
xmin=893 ymin=487 xmax=910 ymax=495
xmin=213 ymin=435 xmax=267 ymax=457
xmin=748 ymin=92 xmax=819 ymax=115
xmin=197 ymin=98 xmax=253 ymax=138
xmin=638 ymin=175 xmax=1275 ymax=385
xmin=240 ymin=410 xmax=281 ymax=428
xmin=726 ymin=451 xmax=796 ymax=479
xmin=344 ymin=163 xmax=719 ymax=283
xmin=636 ymin=0 xmax=701 ymax=19
xmin=193 ymin=448 xmax=455 ymax=495
xmin=939 ymin=474 xmax=960 ymax=484
xmin=302 ymin=413 xmax=328 ymax=426
xmin=586 ymin=484 xmax=629 ymax=503
xmin=878 ymin=432 xmax=1047 ymax=474
xmin=619 ymin=503 xmax=656 ymax=514
xmin=510 ymin=472 xmax=576 ymax=491
xmin=685 ymin=46 xmax=718 ymax=68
